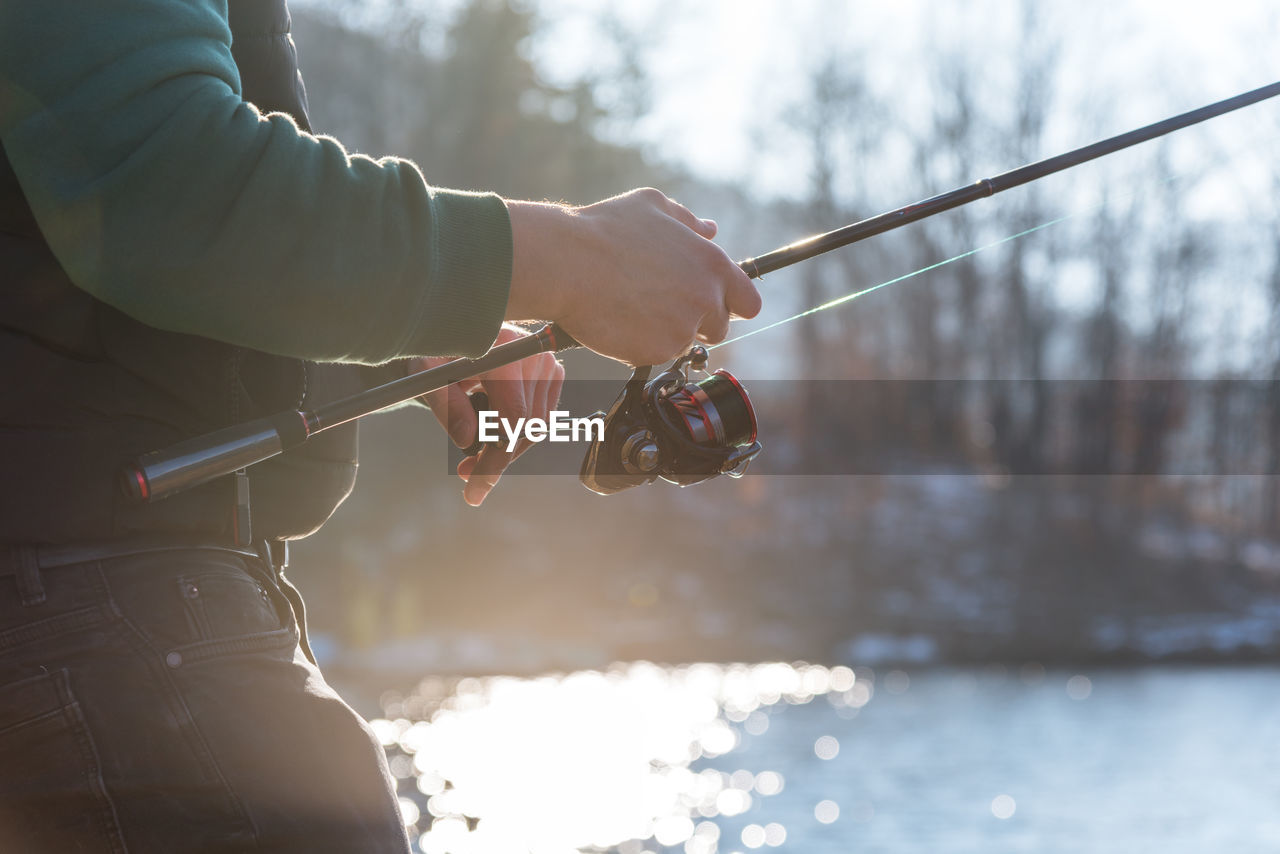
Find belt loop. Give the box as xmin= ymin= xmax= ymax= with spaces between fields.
xmin=255 ymin=540 xmax=289 ymax=575
xmin=8 ymin=547 xmax=46 ymax=606
xmin=255 ymin=540 xmax=277 ymax=576
xmin=232 ymin=469 xmax=253 ymax=547
xmin=255 ymin=540 xmax=315 ymax=666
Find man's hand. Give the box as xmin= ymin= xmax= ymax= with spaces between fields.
xmin=415 ymin=188 xmax=755 ymax=504
xmin=504 ymin=188 xmax=763 ymax=366
xmin=413 ymin=325 xmax=565 ymax=507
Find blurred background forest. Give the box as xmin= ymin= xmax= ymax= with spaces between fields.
xmin=284 ymin=0 xmax=1280 ymax=683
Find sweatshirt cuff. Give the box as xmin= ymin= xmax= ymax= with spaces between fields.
xmin=403 ymin=189 xmax=512 ymax=358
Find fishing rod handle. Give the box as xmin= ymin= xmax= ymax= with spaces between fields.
xmin=122 ymin=323 xmax=581 ymax=503
xmin=122 ymin=410 xmax=311 ymax=503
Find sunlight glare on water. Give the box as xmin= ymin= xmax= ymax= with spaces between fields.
xmin=374 ymin=661 xmax=834 ymax=853
xmin=373 ymin=665 xmax=1280 ymax=854
xmin=991 ymin=794 xmax=1017 ymax=820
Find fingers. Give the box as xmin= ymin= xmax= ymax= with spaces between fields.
xmin=635 ymin=187 xmax=718 ymax=240
xmin=461 ymin=444 xmax=511 ymax=506
xmin=547 ymin=362 xmax=565 ymax=422
xmin=458 ymin=352 xmax=564 ymax=506
xmin=479 ymin=361 xmax=530 ymax=425
xmin=695 ymin=248 xmax=760 ymax=345
xmin=665 ymin=199 xmax=717 ymax=239
xmin=423 ymin=379 xmax=482 ymax=450
xmin=725 ymin=266 xmax=763 ymax=320
xmin=696 ymin=307 xmax=731 ymax=346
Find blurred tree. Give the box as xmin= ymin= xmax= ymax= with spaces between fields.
xmin=294 ymin=0 xmax=659 ymax=203
xmin=1074 ymin=191 xmax=1134 ymax=475
xmin=1264 ymin=163 xmax=1280 ymax=530
xmin=986 ymin=0 xmax=1060 ymax=474
xmin=785 ymin=52 xmax=884 ymax=466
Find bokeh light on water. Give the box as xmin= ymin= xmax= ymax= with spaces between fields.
xmin=371 ymin=664 xmax=1280 ymax=853
xmin=372 ymin=661 xmax=848 ymax=853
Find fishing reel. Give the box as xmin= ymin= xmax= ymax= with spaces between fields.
xmin=580 ymin=345 xmax=762 ymax=495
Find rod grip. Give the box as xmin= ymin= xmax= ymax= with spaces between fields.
xmin=121 ymin=411 xmax=307 ymax=503
xmin=123 ymin=324 xmax=578 ymax=504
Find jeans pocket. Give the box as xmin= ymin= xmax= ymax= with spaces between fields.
xmin=177 ymin=564 xmax=287 ymax=641
xmin=0 ymin=668 xmax=126 ymax=854
xmin=166 ymin=561 xmax=298 ymax=666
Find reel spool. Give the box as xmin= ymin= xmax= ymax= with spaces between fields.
xmin=579 ymin=346 xmax=762 ymax=495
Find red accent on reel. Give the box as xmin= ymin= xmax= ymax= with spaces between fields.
xmin=662 ymin=368 xmax=758 ymax=448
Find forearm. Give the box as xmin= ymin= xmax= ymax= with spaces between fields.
xmin=0 ymin=0 xmax=510 ymax=364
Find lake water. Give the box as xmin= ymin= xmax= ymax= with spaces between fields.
xmin=368 ymin=664 xmax=1280 ymax=854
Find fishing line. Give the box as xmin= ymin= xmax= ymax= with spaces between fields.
xmin=712 ymin=132 xmax=1255 ymax=353
xmin=711 ymin=213 xmax=1072 ymax=351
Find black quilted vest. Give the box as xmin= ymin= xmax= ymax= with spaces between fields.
xmin=0 ymin=0 xmax=367 ymax=545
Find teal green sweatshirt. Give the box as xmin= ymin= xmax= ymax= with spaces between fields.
xmin=0 ymin=0 xmax=512 ymax=363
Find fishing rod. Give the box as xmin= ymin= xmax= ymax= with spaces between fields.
xmin=123 ymin=80 xmax=1280 ymax=503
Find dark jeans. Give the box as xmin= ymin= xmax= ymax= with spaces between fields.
xmin=0 ymin=545 xmax=410 ymax=853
